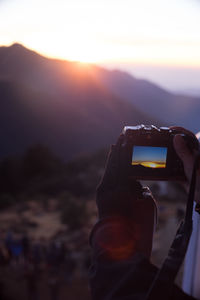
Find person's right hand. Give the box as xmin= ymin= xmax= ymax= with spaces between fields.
xmin=172 ymin=126 xmax=200 ymax=204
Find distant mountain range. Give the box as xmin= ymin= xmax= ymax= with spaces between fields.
xmin=0 ymin=44 xmax=156 ymax=160
xmin=175 ymin=88 xmax=200 ymax=97
xmin=93 ymin=68 xmax=200 ymax=133
xmin=0 ymin=43 xmax=199 ymax=160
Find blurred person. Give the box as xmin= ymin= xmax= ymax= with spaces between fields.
xmin=89 ymin=127 xmax=200 ymax=300
xmin=31 ymin=238 xmax=43 ymax=266
xmin=21 ymin=234 xmax=30 ymax=259
xmin=0 ymin=233 xmax=10 ymax=266
xmin=48 ymin=268 xmax=60 ymax=300
xmin=47 ymin=240 xmax=62 ymax=300
xmin=24 ymin=256 xmax=40 ymax=300
xmin=8 ymin=232 xmax=23 ymax=265
xmin=62 ymin=243 xmax=76 ymax=284
xmin=5 ymin=231 xmax=13 ymax=259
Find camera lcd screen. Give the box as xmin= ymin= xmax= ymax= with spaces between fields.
xmin=132 ymin=146 xmax=168 ymax=169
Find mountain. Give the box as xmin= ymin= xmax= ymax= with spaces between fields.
xmin=1 ymin=43 xmax=199 ymax=161
xmin=0 ymin=44 xmax=156 ymax=160
xmin=175 ymin=88 xmax=200 ymax=97
xmin=90 ymin=68 xmax=200 ymax=133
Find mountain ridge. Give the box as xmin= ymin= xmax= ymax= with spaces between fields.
xmin=0 ymin=44 xmax=158 ymax=160
xmin=0 ymin=43 xmax=199 ymax=160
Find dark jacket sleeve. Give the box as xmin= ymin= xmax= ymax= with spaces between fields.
xmin=89 ymin=219 xmax=196 ymax=300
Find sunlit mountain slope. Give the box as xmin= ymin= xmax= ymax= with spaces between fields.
xmin=0 ymin=44 xmax=156 ymax=159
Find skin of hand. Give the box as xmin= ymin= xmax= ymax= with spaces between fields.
xmin=172 ymin=126 xmax=200 ymax=204
xmin=95 ymin=135 xmax=157 ymax=259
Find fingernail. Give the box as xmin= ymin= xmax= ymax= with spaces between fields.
xmin=174 ymin=134 xmax=186 ymax=148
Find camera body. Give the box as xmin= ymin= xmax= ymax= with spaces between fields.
xmin=120 ymin=125 xmax=199 ymax=181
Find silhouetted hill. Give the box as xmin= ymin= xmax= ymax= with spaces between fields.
xmin=1 ymin=43 xmax=199 ymax=160
xmin=91 ymin=68 xmax=200 ymax=133
xmin=0 ymin=44 xmax=157 ymax=160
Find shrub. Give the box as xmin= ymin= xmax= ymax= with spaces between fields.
xmin=60 ymin=193 xmax=88 ymax=230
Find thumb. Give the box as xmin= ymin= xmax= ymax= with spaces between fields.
xmin=173 ymin=134 xmax=194 ymax=181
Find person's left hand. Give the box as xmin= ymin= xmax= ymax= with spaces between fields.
xmin=94 ymin=134 xmax=157 ymax=259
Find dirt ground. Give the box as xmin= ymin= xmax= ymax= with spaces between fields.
xmin=1 ymin=266 xmax=91 ymax=300
xmin=0 ymin=198 xmax=186 ymax=299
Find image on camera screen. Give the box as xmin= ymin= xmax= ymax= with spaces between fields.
xmin=132 ymin=146 xmax=167 ymax=169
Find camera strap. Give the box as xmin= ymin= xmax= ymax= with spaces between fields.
xmin=145 ymin=155 xmax=199 ymax=300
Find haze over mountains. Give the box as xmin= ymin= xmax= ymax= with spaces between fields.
xmin=0 ymin=43 xmax=199 ymax=160
xmin=94 ymin=69 xmax=200 ymax=133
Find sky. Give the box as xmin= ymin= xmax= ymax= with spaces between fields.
xmin=1 ymin=0 xmax=200 ymax=92
xmin=132 ymin=146 xmax=167 ymax=164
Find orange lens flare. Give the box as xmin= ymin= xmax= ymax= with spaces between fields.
xmin=97 ymin=220 xmax=140 ymax=261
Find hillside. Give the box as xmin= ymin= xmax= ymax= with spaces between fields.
xmin=1 ymin=43 xmax=199 ymax=160
xmin=90 ymin=68 xmax=200 ymax=133
xmin=0 ymin=44 xmax=156 ymax=160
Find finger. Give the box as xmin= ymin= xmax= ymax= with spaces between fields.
xmin=115 ymin=134 xmax=124 ymax=147
xmin=173 ymin=135 xmax=194 ymax=181
xmin=170 ymin=126 xmax=196 ymax=139
xmin=196 ymin=132 xmax=200 ymax=141
xmin=106 ymin=134 xmax=124 ymax=166
xmin=173 ymin=135 xmax=193 ymax=163
xmin=98 ymin=135 xmax=124 ymax=190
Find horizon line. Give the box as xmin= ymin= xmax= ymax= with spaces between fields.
xmin=1 ymin=41 xmax=200 ymax=68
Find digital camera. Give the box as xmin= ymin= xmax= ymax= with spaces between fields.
xmin=120 ymin=125 xmax=199 ymax=181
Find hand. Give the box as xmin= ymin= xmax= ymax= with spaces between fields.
xmin=172 ymin=126 xmax=200 ymax=204
xmin=95 ymin=134 xmax=157 ymax=259
xmin=96 ymin=134 xmax=154 ymax=219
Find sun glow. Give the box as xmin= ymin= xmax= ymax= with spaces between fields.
xmin=1 ymin=0 xmax=200 ymax=65
xmin=37 ymin=41 xmax=122 ymax=64
xmin=132 ymin=161 xmax=166 ymax=168
xmin=132 ymin=146 xmax=167 ymax=169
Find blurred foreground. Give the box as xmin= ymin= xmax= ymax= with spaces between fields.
xmin=0 ymin=146 xmax=188 ymax=299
